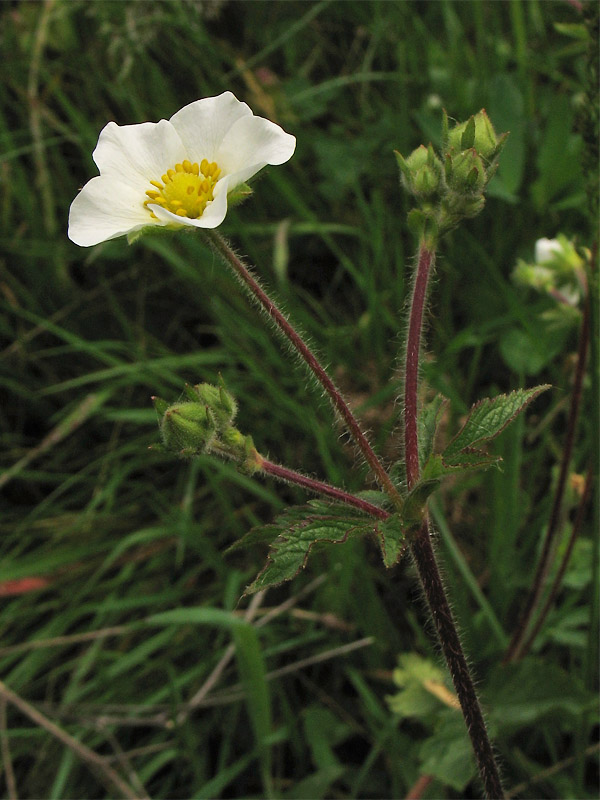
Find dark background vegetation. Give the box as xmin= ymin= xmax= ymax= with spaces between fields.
xmin=0 ymin=1 xmax=597 ymax=798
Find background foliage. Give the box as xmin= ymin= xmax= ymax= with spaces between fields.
xmin=0 ymin=1 xmax=597 ymax=798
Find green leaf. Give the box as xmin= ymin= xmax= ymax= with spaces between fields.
xmin=386 ymin=653 xmax=449 ymax=718
xmin=377 ymin=514 xmax=407 ymax=568
xmin=486 ymin=658 xmax=594 ymax=732
xmin=419 ymin=711 xmax=475 ymax=792
xmin=284 ymin=766 xmax=345 ymax=800
xmin=401 ymin=479 xmax=441 ymax=527
xmin=225 ymin=524 xmax=282 ymax=554
xmin=443 ymin=386 xmax=550 ymax=464
xmin=232 ymin=623 xmax=272 ymax=792
xmin=418 ymin=394 xmax=446 ymax=469
xmin=499 ymin=326 xmax=569 ymax=375
xmin=245 ymin=502 xmax=380 ymax=594
xmin=303 ymin=706 xmax=350 ymax=770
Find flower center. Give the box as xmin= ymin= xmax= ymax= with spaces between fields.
xmin=144 ymin=159 xmax=221 ymax=220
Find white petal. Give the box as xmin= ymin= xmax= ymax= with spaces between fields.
xmin=149 ymin=175 xmax=232 ymax=230
xmin=535 ymin=237 xmax=561 ymax=264
xmin=169 ymin=93 xmax=253 ymax=164
xmin=93 ymin=119 xmax=187 ymax=188
xmin=68 ymin=176 xmax=156 ymax=247
xmin=216 ymin=115 xmax=296 ymax=182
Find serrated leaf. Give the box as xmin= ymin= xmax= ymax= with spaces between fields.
xmin=377 ymin=515 xmax=407 ymax=568
xmin=418 ymin=394 xmax=446 ymax=469
xmin=244 ymin=502 xmax=379 ymax=594
xmin=225 ymin=525 xmax=282 ymax=554
xmin=443 ymin=386 xmax=549 ymax=463
xmin=354 ymin=490 xmax=392 ymax=510
xmin=421 ymin=451 xmax=499 ymax=482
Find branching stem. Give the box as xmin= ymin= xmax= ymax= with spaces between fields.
xmin=206 ymin=230 xmax=403 ymax=507
xmin=404 ymin=239 xmax=505 ymax=800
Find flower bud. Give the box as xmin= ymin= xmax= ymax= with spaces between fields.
xmin=447 ymin=109 xmax=504 ymax=161
xmin=185 ymin=381 xmax=237 ymax=431
xmin=534 ymin=236 xmax=584 ymax=273
xmin=445 ymin=149 xmax=486 ymax=193
xmin=512 ymin=234 xmax=587 ymax=310
xmin=535 ymin=238 xmax=562 ymax=265
xmin=156 ymin=400 xmax=216 ymax=454
xmin=395 ymin=145 xmax=444 ymax=199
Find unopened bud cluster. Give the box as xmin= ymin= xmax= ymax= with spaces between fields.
xmin=152 ymin=380 xmax=262 ymax=474
xmin=513 ymin=235 xmax=587 ymax=314
xmin=395 ymin=110 xmax=508 ymax=241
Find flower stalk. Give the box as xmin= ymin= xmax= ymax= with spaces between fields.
xmin=258 ymin=457 xmax=390 ymax=520
xmin=205 ymin=230 xmax=404 ymax=507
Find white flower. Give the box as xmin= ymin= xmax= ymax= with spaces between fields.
xmin=534 ymin=237 xmax=562 ymax=264
xmin=68 ymin=92 xmax=296 ymax=247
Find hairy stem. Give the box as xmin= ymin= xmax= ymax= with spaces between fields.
xmin=404 ymin=239 xmax=504 ymax=799
xmin=404 ymin=243 xmax=435 ymax=489
xmin=205 ymin=230 xmax=403 ymax=506
xmin=411 ymin=522 xmax=504 ymax=799
xmin=259 ymin=457 xmax=390 ymax=520
xmin=504 ymin=288 xmax=590 ymax=663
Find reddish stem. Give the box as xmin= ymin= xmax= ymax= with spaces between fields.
xmin=404 ymin=245 xmax=435 ymax=488
xmin=206 ymin=231 xmax=403 ymax=507
xmin=403 ymin=240 xmax=504 ymax=799
xmin=259 ymin=458 xmax=390 ymax=520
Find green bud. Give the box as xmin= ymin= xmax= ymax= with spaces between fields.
xmin=185 ymin=381 xmax=237 ymax=432
xmin=446 ymin=149 xmax=486 ymax=193
xmin=447 ymin=109 xmax=504 ymax=160
xmin=396 ymin=145 xmax=444 ymax=199
xmin=158 ymin=402 xmax=216 ymax=454
xmin=405 ymin=144 xmax=429 ymax=171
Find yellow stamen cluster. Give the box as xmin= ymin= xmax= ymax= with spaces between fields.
xmin=144 ymin=159 xmax=221 ymax=220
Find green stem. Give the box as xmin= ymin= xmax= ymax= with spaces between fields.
xmin=404 ymin=238 xmax=505 ymax=800
xmin=205 ymin=230 xmax=403 ymax=507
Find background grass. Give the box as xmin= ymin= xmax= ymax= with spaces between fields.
xmin=0 ymin=1 xmax=597 ymax=798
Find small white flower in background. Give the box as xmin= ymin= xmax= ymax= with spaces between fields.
xmin=514 ymin=234 xmax=587 ymax=311
xmin=535 ymin=237 xmax=562 ymax=264
xmin=68 ymin=92 xmax=296 ymax=247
